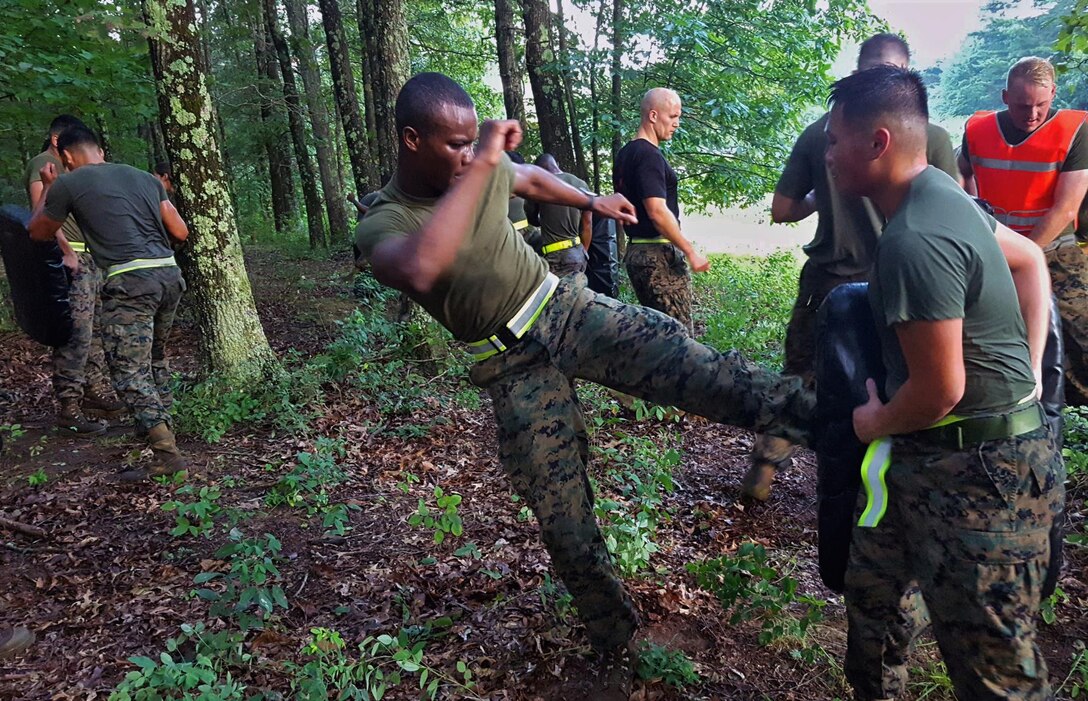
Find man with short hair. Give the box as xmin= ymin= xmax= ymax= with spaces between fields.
xmin=524 ymin=153 xmax=592 ymax=277
xmin=828 ymin=65 xmax=1062 ymax=701
xmin=356 ymin=72 xmax=814 ymax=699
xmin=27 ymin=126 xmax=190 ymax=482
xmin=614 ymin=88 xmax=707 ymax=336
xmin=24 ymin=115 xmax=125 ymax=435
xmin=960 ymin=56 xmax=1088 ymax=405
xmin=741 ymin=32 xmax=960 ymax=501
xmin=153 ymin=161 xmax=176 ymax=201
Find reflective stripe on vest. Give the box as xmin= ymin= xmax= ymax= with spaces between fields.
xmin=966 ymin=109 xmax=1088 ymax=234
xmin=106 ymin=256 xmax=177 ymax=279
xmin=541 ymin=237 xmax=581 ymax=255
xmin=465 ymin=272 xmax=559 ymax=361
xmin=512 ymin=219 xmax=530 ymax=231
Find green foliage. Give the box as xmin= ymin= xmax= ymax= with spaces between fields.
xmin=694 ymin=252 xmax=799 ymax=370
xmin=285 ymin=626 xmax=475 ymax=701
xmin=688 ymin=542 xmax=826 ymax=646
xmin=935 ymin=0 xmax=1088 ymax=120
xmin=162 ymin=485 xmax=223 ymax=538
xmin=408 ymin=486 xmax=464 ymax=545
xmin=1063 ymin=406 xmax=1088 ymax=492
xmin=636 ymin=642 xmax=701 ymax=689
xmin=0 ymin=424 xmax=26 ymax=442
xmin=595 ymin=499 xmax=661 ymax=576
xmin=27 ymin=468 xmax=48 ymax=487
xmin=1041 ymin=586 xmax=1069 ymax=625
xmin=1065 ymin=641 xmax=1088 ymax=698
xmin=267 ymin=438 xmax=347 ymax=508
xmin=191 ymin=530 xmax=288 ymax=631
xmin=109 ymin=623 xmax=251 ymax=701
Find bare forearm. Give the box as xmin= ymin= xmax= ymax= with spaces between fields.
xmin=770 ymin=192 xmax=816 ymax=223
xmin=28 ymin=183 xmax=61 ymax=241
xmin=55 ymin=232 xmax=74 ymax=256
xmin=999 ymin=226 xmax=1050 ymax=374
xmin=868 ymin=378 xmax=959 ymax=437
xmin=580 ymin=211 xmax=592 ymax=250
xmin=648 ymin=208 xmax=693 ymax=255
xmin=371 ymin=158 xmax=497 ymax=294
xmin=1028 ymin=208 xmax=1077 ymax=247
xmin=515 ymin=166 xmax=591 ymax=209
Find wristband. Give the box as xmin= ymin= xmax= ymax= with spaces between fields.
xmin=581 ymin=189 xmax=597 ymax=211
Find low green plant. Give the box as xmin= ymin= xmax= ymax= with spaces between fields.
xmin=595 ymin=499 xmax=660 ymax=576
xmin=688 ymin=542 xmax=826 ymax=646
xmin=0 ymin=423 xmax=27 ymax=441
xmin=192 ymin=530 xmax=288 ymax=631
xmin=637 ymin=642 xmax=700 ymax=689
xmin=1041 ymin=586 xmax=1069 ymax=625
xmin=408 ymin=486 xmax=464 ymax=544
xmin=27 ymin=468 xmax=48 ymax=487
xmin=1063 ymin=640 xmax=1088 ymax=698
xmin=109 ymin=623 xmax=251 ymax=701
xmin=162 ymin=485 xmax=223 ymax=538
xmin=285 ymin=626 xmax=476 ymax=700
xmin=322 ymin=502 xmax=360 ymax=537
xmin=267 ymin=439 xmax=348 ymax=510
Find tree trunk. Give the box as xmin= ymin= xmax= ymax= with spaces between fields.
xmin=494 ymin=0 xmax=526 ymax=125
xmin=610 ymin=0 xmax=624 ymax=163
xmin=589 ymin=0 xmax=606 ymax=192
xmin=144 ymin=0 xmax=276 ymax=381
xmin=285 ymin=0 xmax=348 ymax=245
xmin=356 ymin=0 xmax=382 ymax=187
xmin=555 ymin=0 xmax=587 ymax=180
xmin=611 ymin=0 xmax=625 ymax=258
xmin=319 ymin=0 xmax=374 ymax=196
xmin=254 ymin=21 xmax=296 ymax=234
xmin=262 ymin=0 xmax=328 ymax=249
xmin=95 ymin=115 xmax=114 ymax=162
xmin=521 ymin=0 xmax=575 ymax=171
xmin=358 ymin=0 xmax=409 ymax=183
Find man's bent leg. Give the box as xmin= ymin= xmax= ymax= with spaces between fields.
xmin=472 ymin=341 xmax=638 ymax=651
xmin=1046 ymin=241 xmax=1088 ymax=406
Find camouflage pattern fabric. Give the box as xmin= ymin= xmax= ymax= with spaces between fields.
xmin=1046 ymin=238 xmax=1088 ymax=406
xmin=100 ymin=266 xmax=185 ymax=431
xmin=623 ymin=243 xmax=693 ymax=335
xmin=545 ymin=247 xmax=588 ymax=278
xmin=52 ymin=251 xmax=111 ymax=402
xmin=469 ymin=275 xmax=814 ymax=651
xmin=844 ymin=426 xmax=1064 ymax=700
xmin=751 ymin=261 xmax=869 ymax=471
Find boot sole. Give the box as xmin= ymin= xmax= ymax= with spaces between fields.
xmin=55 ymin=425 xmax=108 ymax=437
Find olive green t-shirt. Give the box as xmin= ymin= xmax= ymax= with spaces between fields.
xmin=44 ymin=162 xmax=173 ymax=269
xmin=508 ymin=195 xmax=529 ymax=227
xmin=869 ymin=166 xmax=1036 ymax=416
xmin=777 ymin=114 xmax=959 ymax=277
xmin=962 ymin=109 xmax=1088 ymax=239
xmin=24 ymin=150 xmax=84 ymax=244
xmin=524 ymin=172 xmax=588 ymax=246
xmin=354 ymin=155 xmax=548 ymax=342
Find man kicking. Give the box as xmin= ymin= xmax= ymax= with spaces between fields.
xmin=355 ymin=72 xmax=814 ymax=699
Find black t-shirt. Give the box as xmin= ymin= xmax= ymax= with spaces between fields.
xmin=613 ymin=138 xmax=678 ymax=240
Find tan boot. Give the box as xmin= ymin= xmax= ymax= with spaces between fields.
xmin=120 ymin=423 xmax=188 ymax=482
xmin=83 ymin=385 xmax=127 ymax=420
xmin=55 ymin=400 xmax=107 ymax=436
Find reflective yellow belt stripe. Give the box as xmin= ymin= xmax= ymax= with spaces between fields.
xmin=106 ymin=256 xmax=177 ymax=279
xmin=541 ymin=237 xmax=581 ymax=255
xmin=466 ymin=273 xmax=559 ymax=361
xmin=512 ymin=219 xmax=529 ymax=231
xmin=629 ymin=237 xmax=670 ymax=244
xmin=67 ymin=241 xmax=88 ymax=252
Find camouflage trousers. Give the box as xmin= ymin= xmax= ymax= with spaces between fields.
xmin=470 ymin=274 xmax=813 ymax=651
xmin=751 ymin=261 xmax=868 ymax=471
xmin=844 ymin=426 xmax=1064 ymax=701
xmin=100 ymin=266 xmax=186 ymax=432
xmin=53 ymin=251 xmax=111 ymax=403
xmin=545 ymin=246 xmax=588 ymax=278
xmin=1046 ymin=238 xmax=1088 ymax=406
xmin=624 ymin=242 xmax=693 ymax=335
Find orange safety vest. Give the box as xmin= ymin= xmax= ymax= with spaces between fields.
xmin=965 ymin=109 xmax=1087 ymax=234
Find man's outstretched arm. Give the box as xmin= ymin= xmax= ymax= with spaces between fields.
xmin=512 ymin=165 xmax=637 ymax=226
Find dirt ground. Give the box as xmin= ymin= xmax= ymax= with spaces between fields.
xmin=0 ymin=247 xmax=1085 ymax=700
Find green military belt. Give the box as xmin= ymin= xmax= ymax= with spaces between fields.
xmin=541 ymin=237 xmax=580 ymax=255
xmin=628 ymin=237 xmax=670 ymax=244
xmin=904 ymin=401 xmax=1045 ymax=450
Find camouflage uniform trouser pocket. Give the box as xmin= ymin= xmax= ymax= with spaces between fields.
xmin=624 ymin=243 xmax=693 ymax=335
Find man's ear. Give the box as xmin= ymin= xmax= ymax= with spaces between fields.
xmin=1001 ymin=88 xmax=1009 ymax=107
xmin=402 ymin=126 xmax=421 ymax=153
xmin=871 ymin=127 xmax=892 ymax=160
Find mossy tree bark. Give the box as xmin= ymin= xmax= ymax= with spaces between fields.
xmin=494 ymin=0 xmax=526 ymax=125
xmin=521 ymin=0 xmax=576 ymax=172
xmin=144 ymin=0 xmax=277 ymax=381
xmin=358 ymin=0 xmax=409 ymax=183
